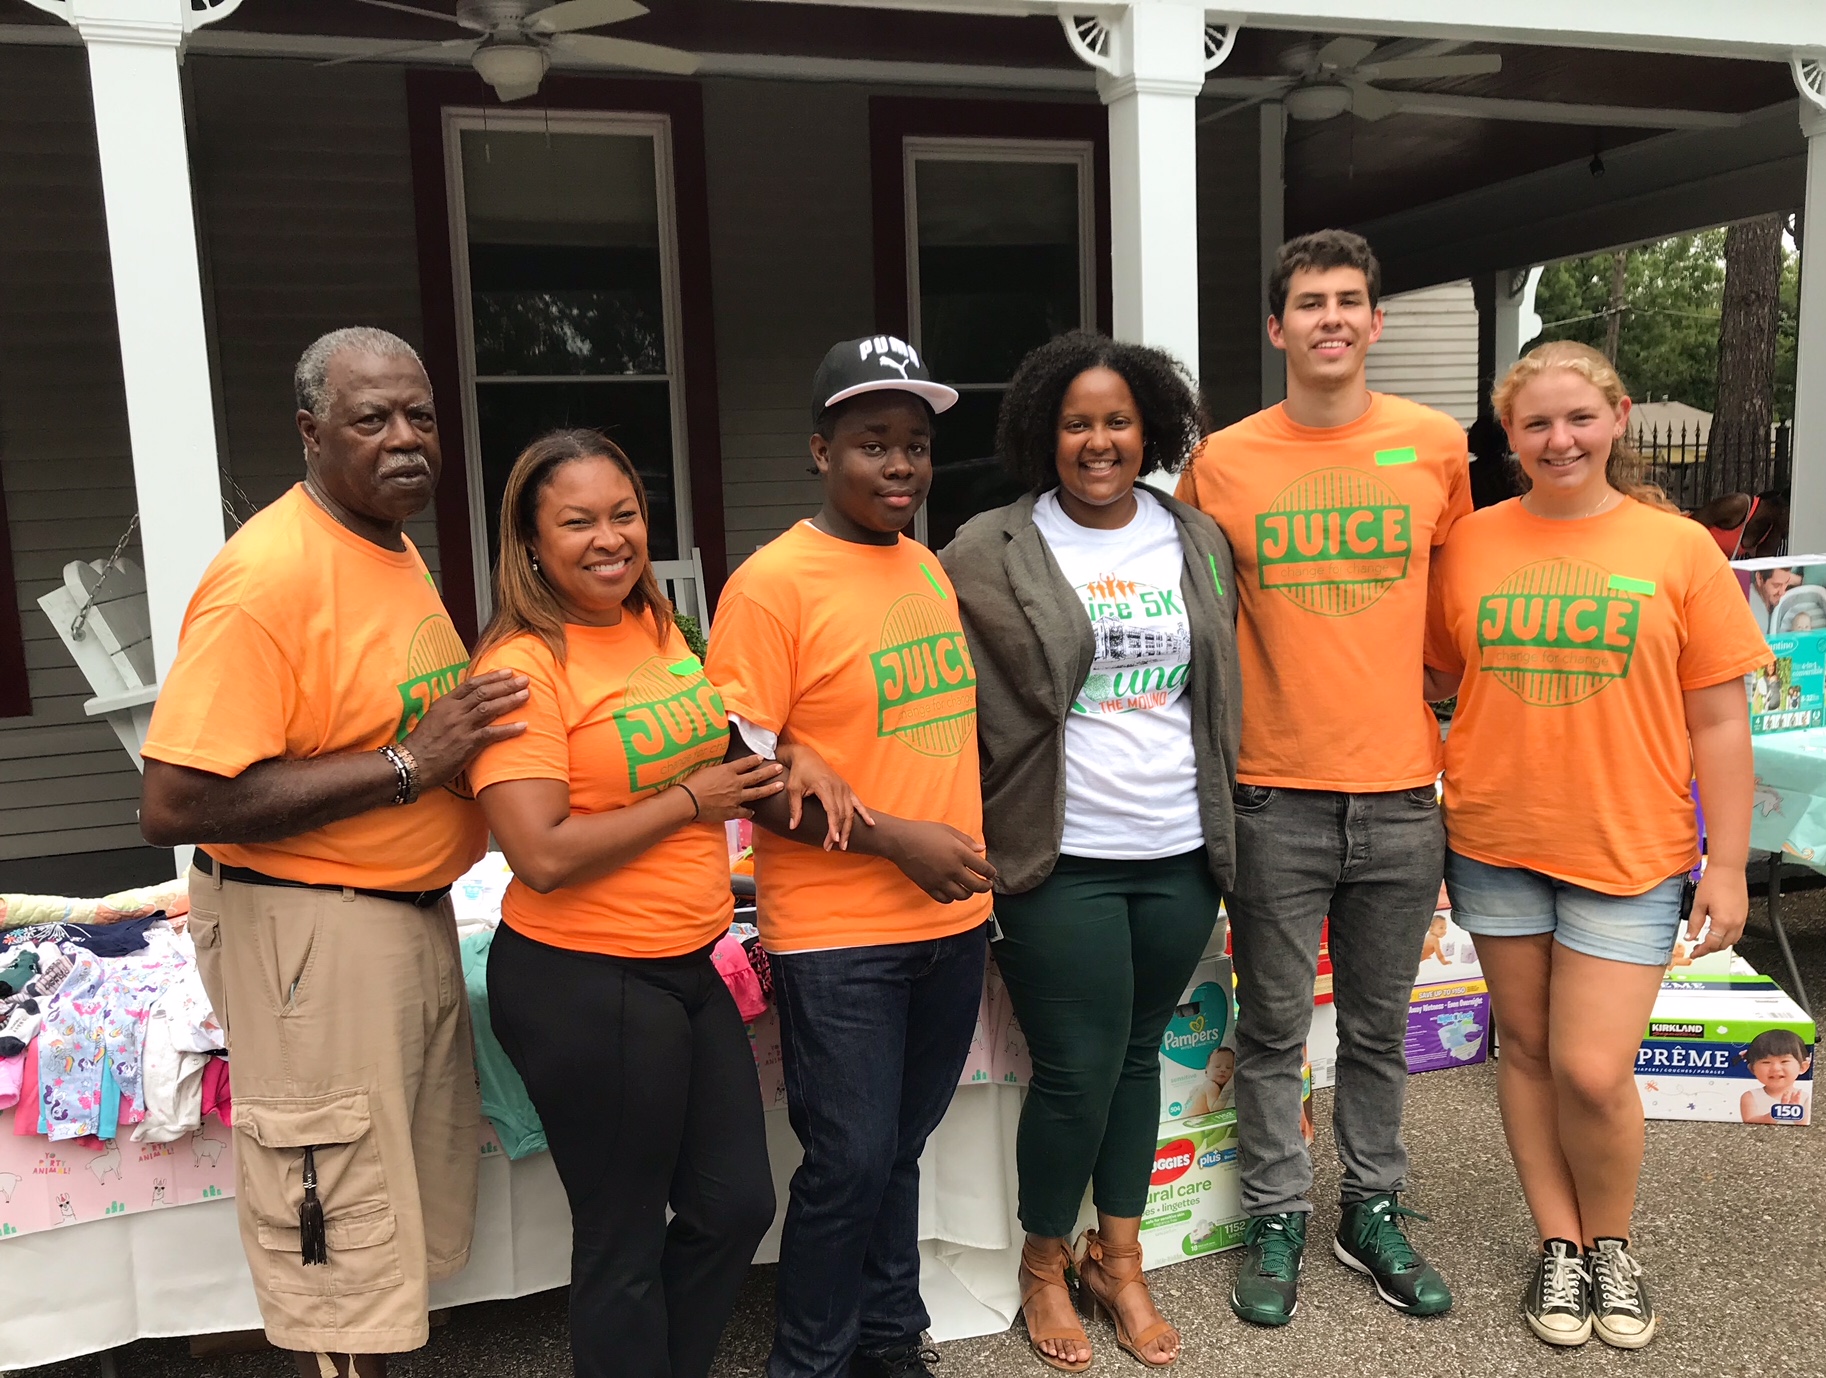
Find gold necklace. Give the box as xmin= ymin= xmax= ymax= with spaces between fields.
xmin=302 ymin=476 xmax=353 ymax=531
xmin=1525 ymin=487 xmax=1618 ymax=521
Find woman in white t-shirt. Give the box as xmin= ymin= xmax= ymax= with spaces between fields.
xmin=941 ymin=332 xmax=1241 ymax=1372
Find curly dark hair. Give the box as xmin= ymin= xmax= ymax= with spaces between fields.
xmin=996 ymin=332 xmax=1205 ymax=493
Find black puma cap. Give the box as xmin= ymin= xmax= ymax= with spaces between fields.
xmin=811 ymin=335 xmax=959 ymax=425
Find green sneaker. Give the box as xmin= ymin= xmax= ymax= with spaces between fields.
xmin=1231 ymin=1212 xmax=1306 ymax=1326
xmin=1333 ymin=1194 xmax=1453 ymax=1316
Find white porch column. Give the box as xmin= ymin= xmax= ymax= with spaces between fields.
xmin=1492 ymin=265 xmax=1545 ymax=379
xmin=1062 ymin=4 xmax=1233 ymax=378
xmin=29 ymin=0 xmax=234 ymax=679
xmin=1791 ymin=57 xmax=1826 ymax=552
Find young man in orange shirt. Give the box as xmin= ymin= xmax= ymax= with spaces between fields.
xmin=707 ymin=337 xmax=997 ymax=1378
xmin=1176 ymin=233 xmax=1470 ymax=1328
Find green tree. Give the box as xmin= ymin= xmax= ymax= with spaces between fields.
xmin=1532 ymin=226 xmax=1800 ymax=421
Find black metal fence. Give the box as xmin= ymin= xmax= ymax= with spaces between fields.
xmin=1636 ymin=420 xmax=1793 ymax=511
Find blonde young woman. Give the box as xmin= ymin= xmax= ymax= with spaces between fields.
xmin=1423 ymin=342 xmax=1767 ymax=1351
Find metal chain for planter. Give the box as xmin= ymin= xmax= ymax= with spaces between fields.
xmin=69 ymin=513 xmax=139 ymax=642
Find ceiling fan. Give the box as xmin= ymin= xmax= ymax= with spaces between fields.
xmin=1223 ymin=36 xmax=1502 ymax=122
xmin=330 ymin=0 xmax=699 ymax=101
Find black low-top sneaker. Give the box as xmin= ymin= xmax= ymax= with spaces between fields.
xmin=1524 ymin=1239 xmax=1591 ymax=1346
xmin=1230 ymin=1211 xmax=1306 ymax=1326
xmin=1588 ymin=1238 xmax=1656 ymax=1349
xmin=1333 ymin=1193 xmax=1453 ymax=1316
xmin=851 ymin=1339 xmax=941 ymax=1377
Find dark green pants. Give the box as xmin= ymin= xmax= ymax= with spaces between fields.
xmin=992 ymin=849 xmax=1220 ymax=1237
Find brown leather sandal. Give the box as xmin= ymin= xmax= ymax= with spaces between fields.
xmin=1076 ymin=1229 xmax=1179 ymax=1367
xmin=1019 ymin=1236 xmax=1093 ymax=1373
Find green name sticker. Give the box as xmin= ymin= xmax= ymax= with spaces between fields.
xmin=667 ymin=655 xmax=703 ymax=676
xmin=1374 ymin=446 xmax=1419 ymax=466
xmin=1607 ymin=575 xmax=1657 ymax=596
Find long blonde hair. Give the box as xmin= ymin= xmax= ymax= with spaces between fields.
xmin=473 ymin=428 xmax=671 ymax=667
xmin=1491 ymin=340 xmax=1677 ymax=513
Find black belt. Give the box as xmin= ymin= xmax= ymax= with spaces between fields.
xmin=194 ymin=850 xmax=452 ymax=910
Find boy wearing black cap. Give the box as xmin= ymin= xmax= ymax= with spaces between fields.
xmin=707 ymin=336 xmax=996 ymax=1378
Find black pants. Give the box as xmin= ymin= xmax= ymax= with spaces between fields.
xmin=487 ymin=921 xmax=776 ymax=1378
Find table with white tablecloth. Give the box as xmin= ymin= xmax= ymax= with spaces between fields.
xmin=1 ymin=1085 xmax=1028 ymax=1371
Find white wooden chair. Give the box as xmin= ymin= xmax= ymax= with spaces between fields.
xmin=37 ymin=556 xmax=158 ymax=771
xmin=652 ymin=546 xmax=711 ymax=631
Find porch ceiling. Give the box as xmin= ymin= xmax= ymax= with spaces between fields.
xmin=0 ymin=1 xmax=1801 ymax=274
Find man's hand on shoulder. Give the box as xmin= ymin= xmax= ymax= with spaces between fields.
xmin=403 ymin=668 xmax=530 ymax=789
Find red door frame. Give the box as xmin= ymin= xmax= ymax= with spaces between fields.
xmin=869 ymin=96 xmax=1113 ymax=341
xmin=405 ymin=70 xmax=728 ymax=643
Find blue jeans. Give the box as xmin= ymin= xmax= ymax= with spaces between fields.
xmin=766 ymin=923 xmax=989 ymax=1378
xmin=1444 ymin=851 xmax=1687 ymax=966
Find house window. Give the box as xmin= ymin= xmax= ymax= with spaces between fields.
xmin=446 ymin=110 xmax=689 ymax=615
xmin=903 ymin=138 xmax=1097 ymax=547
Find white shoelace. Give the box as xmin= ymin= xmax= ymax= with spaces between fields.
xmin=1540 ymin=1250 xmax=1588 ymax=1312
xmin=1591 ymin=1243 xmax=1645 ymax=1316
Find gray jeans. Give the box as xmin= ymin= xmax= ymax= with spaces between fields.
xmin=1226 ymin=785 xmax=1445 ymax=1217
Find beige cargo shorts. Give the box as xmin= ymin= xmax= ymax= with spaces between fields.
xmin=189 ymin=864 xmax=481 ymax=1354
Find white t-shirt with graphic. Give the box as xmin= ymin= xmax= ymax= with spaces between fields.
xmin=1032 ymin=488 xmax=1203 ymax=860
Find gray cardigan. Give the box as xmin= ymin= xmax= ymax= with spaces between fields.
xmin=939 ymin=489 xmax=1242 ymax=895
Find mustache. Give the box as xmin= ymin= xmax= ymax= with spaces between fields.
xmin=376 ymin=451 xmax=433 ymax=479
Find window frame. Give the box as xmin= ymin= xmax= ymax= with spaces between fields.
xmin=869 ymin=98 xmax=1112 ymax=547
xmin=442 ymin=107 xmax=692 ymax=624
xmin=901 ymin=135 xmax=1099 ymax=388
xmin=406 ymin=71 xmax=728 ymax=645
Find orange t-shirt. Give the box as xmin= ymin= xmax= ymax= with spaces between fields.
xmin=142 ymin=485 xmax=485 ymax=890
xmin=469 ymin=618 xmax=734 ymax=958
xmin=706 ymin=521 xmax=992 ymax=953
xmin=1176 ymin=393 xmax=1472 ymax=790
xmin=1425 ymin=498 xmax=1770 ymax=895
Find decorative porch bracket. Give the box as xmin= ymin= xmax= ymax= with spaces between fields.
xmin=1789 ymin=53 xmax=1826 ymax=550
xmin=24 ymin=0 xmax=236 ymax=686
xmin=1058 ymin=4 xmax=1238 ymax=400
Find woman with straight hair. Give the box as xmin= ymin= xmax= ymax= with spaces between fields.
xmin=468 ymin=429 xmax=802 ymax=1378
xmin=941 ymin=333 xmax=1240 ymax=1370
xmin=1424 ymin=342 xmax=1767 ymax=1351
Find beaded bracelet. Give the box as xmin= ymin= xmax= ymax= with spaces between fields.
xmin=378 ymin=744 xmax=421 ymax=806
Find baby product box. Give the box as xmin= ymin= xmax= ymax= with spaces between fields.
xmin=1140 ymin=1112 xmax=1244 ymax=1269
xmin=1158 ymin=955 xmax=1235 ymax=1122
xmin=1747 ymin=630 xmax=1826 ymax=735
xmin=1635 ymin=961 xmax=1814 ymax=1125
xmin=1407 ymin=910 xmax=1490 ymax=1074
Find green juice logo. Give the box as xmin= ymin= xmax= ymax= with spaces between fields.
xmin=871 ymin=593 xmax=976 ymax=757
xmin=615 ymin=657 xmax=731 ymax=794
xmin=1255 ymin=468 xmax=1411 ymax=615
xmin=1476 ymin=559 xmax=1641 ymax=706
xmin=395 ymin=615 xmax=470 ymax=741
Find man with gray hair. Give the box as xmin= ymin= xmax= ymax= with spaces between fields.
xmin=140 ymin=327 xmax=530 ymax=1378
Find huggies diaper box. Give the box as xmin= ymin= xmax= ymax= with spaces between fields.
xmin=1138 ymin=952 xmax=1313 ymax=1269
xmin=1636 ymin=961 xmax=1814 ymax=1125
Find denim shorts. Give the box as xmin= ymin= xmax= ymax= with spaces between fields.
xmin=1443 ymin=851 xmax=1687 ymax=967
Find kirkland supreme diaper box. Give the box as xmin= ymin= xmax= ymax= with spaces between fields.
xmin=1635 ymin=960 xmax=1815 ymax=1125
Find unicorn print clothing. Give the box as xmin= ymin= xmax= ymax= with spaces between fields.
xmin=1032 ymin=487 xmax=1202 ymax=859
xmin=39 ymin=927 xmax=189 ymax=1140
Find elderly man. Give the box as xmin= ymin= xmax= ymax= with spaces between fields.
xmin=140 ymin=326 xmax=528 ymax=1378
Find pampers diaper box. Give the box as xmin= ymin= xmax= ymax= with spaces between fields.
xmin=1636 ymin=960 xmax=1815 ymax=1125
xmin=1145 ymin=954 xmax=1243 ymax=1268
xmin=1140 ymin=951 xmax=1314 ymax=1269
